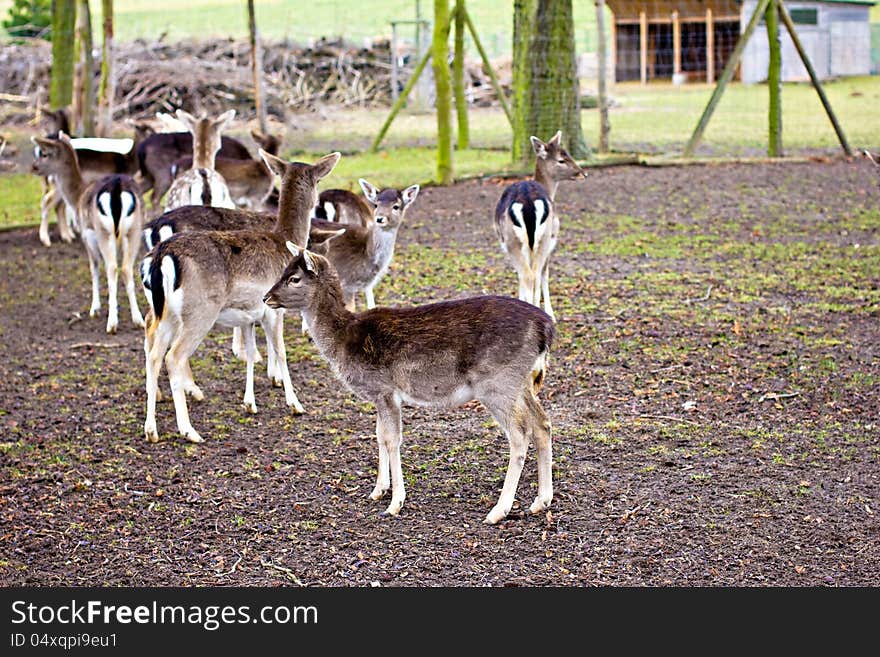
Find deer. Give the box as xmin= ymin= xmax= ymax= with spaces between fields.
xmin=494 ymin=130 xmax=586 ymax=322
xmin=310 ymin=179 xmax=419 ymax=311
xmin=141 ymin=150 xmax=341 ymax=444
xmin=32 ymin=133 xmax=146 ymax=334
xmin=163 ymin=109 xmax=236 ymax=211
xmin=311 ymin=187 xmax=373 ymax=227
xmin=36 ymin=108 xmax=154 ymax=246
xmin=136 ymin=121 xmax=252 ymax=210
xmin=170 ymin=130 xmax=281 ymax=210
xmin=264 ymin=244 xmax=555 ymax=524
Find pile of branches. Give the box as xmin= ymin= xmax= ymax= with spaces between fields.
xmin=0 ymin=36 xmax=512 ymax=124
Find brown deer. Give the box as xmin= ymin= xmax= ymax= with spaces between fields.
xmin=141 ymin=150 xmax=340 ymax=443
xmin=264 ymin=244 xmax=555 ymax=524
xmin=32 ymin=133 xmax=146 ymax=333
xmin=494 ymin=130 xmax=586 ymax=321
xmin=311 ymin=187 xmax=373 ymax=227
xmin=171 ymin=130 xmax=281 ymax=210
xmin=163 ymin=109 xmax=236 ymax=211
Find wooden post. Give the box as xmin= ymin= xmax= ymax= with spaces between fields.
xmin=684 ymin=0 xmax=771 ymax=157
xmin=706 ymin=9 xmax=714 ymax=83
xmin=672 ymin=11 xmax=681 ymax=80
xmin=766 ymin=0 xmax=782 ymax=156
xmin=247 ymin=0 xmax=268 ymax=134
xmin=96 ymin=0 xmax=114 ymax=137
xmin=596 ymin=0 xmax=610 ymax=153
xmin=639 ymin=11 xmax=647 ymax=85
xmin=50 ymin=0 xmax=77 ymax=111
xmin=433 ymin=0 xmax=453 ymax=184
xmin=610 ymin=17 xmax=617 ymax=84
xmin=463 ymin=7 xmax=512 ymax=126
xmin=778 ymin=0 xmax=852 ymax=156
xmin=391 ymin=23 xmax=399 ymax=102
xmin=74 ymin=0 xmax=94 ymax=136
xmin=453 ymin=0 xmax=469 ymax=150
xmin=371 ymin=48 xmax=433 ymax=152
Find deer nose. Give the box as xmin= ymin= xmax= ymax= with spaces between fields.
xmin=376 ymin=216 xmax=388 ymax=225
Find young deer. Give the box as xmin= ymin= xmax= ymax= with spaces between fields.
xmin=137 ymin=123 xmax=252 ymax=210
xmin=494 ymin=130 xmax=586 ymax=321
xmin=32 ymin=133 xmax=146 ymax=333
xmin=164 ymin=109 xmax=236 ymax=211
xmin=141 ymin=151 xmax=341 ymax=443
xmin=36 ymin=111 xmax=153 ymax=246
xmin=310 ymin=179 xmax=419 ymax=311
xmin=171 ymin=130 xmax=281 ymax=210
xmin=264 ymin=245 xmax=555 ymax=524
xmin=311 ymin=188 xmax=373 ymax=227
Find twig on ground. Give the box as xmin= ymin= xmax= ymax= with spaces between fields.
xmin=67 ymin=313 xmax=84 ymax=327
xmin=70 ymin=341 xmax=123 ymax=349
xmin=637 ymin=414 xmax=701 ymax=427
xmin=260 ymin=559 xmax=303 ymax=585
xmin=685 ymin=285 xmax=713 ymax=304
xmin=218 ymin=552 xmax=243 ymax=577
xmin=756 ymin=391 xmax=801 ymax=403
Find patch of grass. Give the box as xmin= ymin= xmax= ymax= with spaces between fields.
xmin=0 ymin=174 xmax=42 ymax=230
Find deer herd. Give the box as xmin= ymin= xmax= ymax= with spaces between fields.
xmin=28 ymin=107 xmax=586 ymax=524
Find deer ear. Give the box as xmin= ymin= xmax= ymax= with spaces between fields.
xmin=312 ymin=152 xmax=341 ymax=181
xmin=310 ymin=227 xmax=346 ymax=246
xmin=285 ymin=241 xmax=302 ymax=258
xmin=57 ymin=131 xmax=73 ymax=146
xmin=175 ymin=109 xmax=197 ymax=131
xmin=250 ymin=129 xmax=264 ymax=142
xmin=359 ymin=178 xmax=379 ymax=204
xmin=214 ymin=109 xmax=236 ymax=130
xmin=260 ymin=149 xmax=287 ymax=178
xmin=530 ymin=136 xmax=548 ymax=159
xmin=549 ymin=130 xmax=563 ymax=146
xmin=302 ymin=250 xmax=318 ymax=274
xmin=402 ymin=184 xmax=420 ymax=207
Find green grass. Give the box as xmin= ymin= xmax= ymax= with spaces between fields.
xmin=0 ymin=175 xmax=42 ymax=230
xmin=0 ymin=0 xmax=602 ymax=57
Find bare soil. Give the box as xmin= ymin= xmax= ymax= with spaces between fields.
xmin=1 ymin=160 xmax=878 ymax=586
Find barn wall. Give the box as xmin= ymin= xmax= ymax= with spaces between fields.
xmin=740 ymin=1 xmax=872 ymax=83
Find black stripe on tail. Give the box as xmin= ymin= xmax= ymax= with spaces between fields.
xmin=496 ymin=180 xmax=551 ymax=251
xmin=148 ymin=250 xmax=180 ymax=321
xmin=198 ymin=169 xmax=212 ymax=206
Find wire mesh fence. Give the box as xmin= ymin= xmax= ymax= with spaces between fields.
xmin=0 ymin=0 xmax=877 ymax=159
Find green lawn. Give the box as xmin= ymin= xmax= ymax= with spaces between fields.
xmin=0 ymin=174 xmax=42 ymax=230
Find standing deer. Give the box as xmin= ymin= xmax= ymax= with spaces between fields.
xmin=141 ymin=151 xmax=341 ymax=443
xmin=264 ymin=245 xmax=555 ymax=524
xmin=311 ymin=179 xmax=419 ymax=310
xmin=494 ymin=130 xmax=586 ymax=321
xmin=164 ymin=109 xmax=236 ymax=211
xmin=32 ymin=133 xmax=146 ymax=333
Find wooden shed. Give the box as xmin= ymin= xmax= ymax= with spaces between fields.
xmin=606 ymin=0 xmax=742 ymax=83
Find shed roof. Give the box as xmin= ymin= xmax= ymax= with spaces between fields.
xmin=607 ymin=0 xmax=876 ymax=21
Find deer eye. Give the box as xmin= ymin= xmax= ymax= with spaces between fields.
xmin=557 ymin=159 xmax=566 ymax=164
xmin=287 ymin=276 xmax=301 ymax=286
xmin=392 ymin=204 xmax=400 ymax=211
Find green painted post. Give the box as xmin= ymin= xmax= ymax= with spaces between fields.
xmin=684 ymin=0 xmax=771 ymax=157
xmin=50 ymin=0 xmax=77 ymax=110
xmin=766 ymin=0 xmax=782 ymax=157
xmin=433 ymin=0 xmax=454 ymax=184
xmin=453 ymin=0 xmax=469 ymax=149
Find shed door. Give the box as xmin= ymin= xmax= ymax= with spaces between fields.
xmin=830 ymin=22 xmax=870 ymax=76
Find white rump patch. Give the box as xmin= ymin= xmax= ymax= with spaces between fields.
xmin=211 ymin=178 xmax=235 ymax=209
xmin=534 ymin=199 xmax=546 ymax=225
xmin=96 ymin=192 xmax=115 ymax=232
xmin=70 ymin=137 xmax=133 ymax=154
xmin=324 ymin=202 xmax=336 ymax=222
xmin=160 ymin=255 xmax=182 ymax=317
xmin=509 ymin=202 xmax=530 ymax=259
xmin=158 ymin=225 xmax=174 ymax=243
xmin=120 ymin=190 xmax=136 ymax=217
xmin=143 ymin=229 xmax=154 ymax=251
xmin=140 ymin=256 xmax=152 ymax=287
xmin=189 ymin=179 xmax=204 ymax=206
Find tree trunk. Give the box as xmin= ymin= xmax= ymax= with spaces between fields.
xmin=73 ymin=0 xmax=94 ymax=136
xmin=432 ymin=0 xmax=453 ymax=184
xmin=96 ymin=0 xmax=114 ymax=137
xmin=512 ymin=0 xmax=587 ymax=162
xmin=50 ymin=0 xmax=77 ymax=111
xmin=595 ymin=0 xmax=610 ymax=153
xmin=766 ymin=0 xmax=782 ymax=157
xmin=247 ymin=0 xmax=267 ymax=134
xmin=453 ymin=0 xmax=469 ymax=150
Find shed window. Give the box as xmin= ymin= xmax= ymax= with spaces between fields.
xmin=789 ymin=8 xmax=818 ymax=25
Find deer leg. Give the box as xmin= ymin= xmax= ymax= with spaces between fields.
xmin=165 ymin=317 xmax=213 ymax=443
xmin=370 ymin=411 xmax=391 ymax=501
xmin=58 ymin=197 xmax=75 ymax=243
xmin=38 ymin=182 xmax=54 ymax=246
xmin=524 ymin=389 xmax=553 ymax=514
xmin=122 ymin=235 xmax=145 ymax=328
xmin=144 ymin=319 xmax=173 ymax=442
xmin=242 ymin=323 xmax=258 ymax=414
xmin=232 ymin=326 xmax=262 ymax=363
xmin=265 ymin=309 xmax=304 ymax=413
xmin=82 ymin=231 xmax=103 ymax=319
xmin=98 ymin=233 xmax=120 ymax=334
xmin=364 ymin=286 xmax=376 ymax=310
xmin=376 ymin=395 xmax=404 ymax=516
xmin=482 ymin=394 xmax=529 ymax=524
xmin=540 ymin=260 xmax=554 ymax=321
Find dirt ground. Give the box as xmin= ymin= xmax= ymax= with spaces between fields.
xmin=1 ymin=160 xmax=878 ymax=586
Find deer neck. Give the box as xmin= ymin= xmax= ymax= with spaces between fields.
xmin=272 ymin=180 xmax=314 ymax=246
xmin=366 ymin=225 xmax=397 ymax=267
xmin=302 ymin=277 xmax=355 ymax=364
xmin=534 ymin=164 xmax=559 ymax=201
xmin=54 ymin=159 xmax=87 ymax=210
xmin=192 ymin=143 xmax=216 ymax=170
